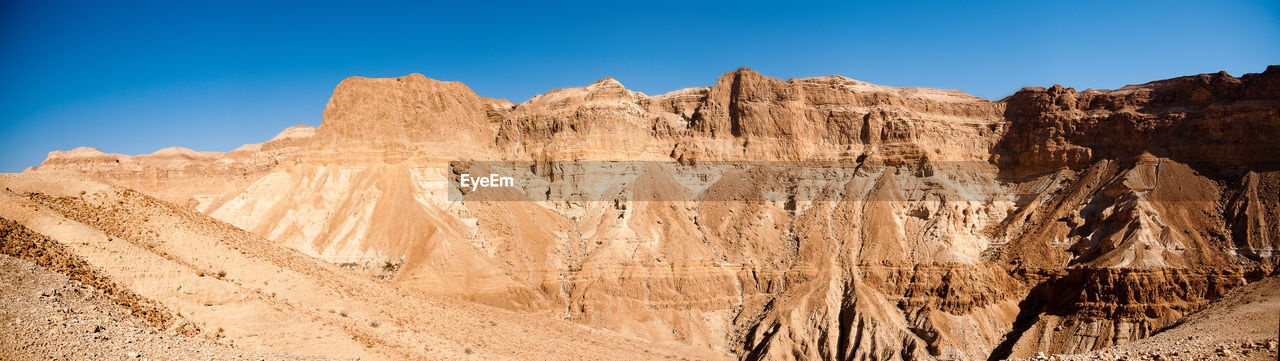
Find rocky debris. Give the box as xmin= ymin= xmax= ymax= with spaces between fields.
xmin=0 ymin=216 xmax=181 ymax=331
xmin=0 ymin=254 xmax=337 ymax=361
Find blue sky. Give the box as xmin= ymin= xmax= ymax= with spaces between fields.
xmin=2 ymin=1 xmax=1278 ymax=172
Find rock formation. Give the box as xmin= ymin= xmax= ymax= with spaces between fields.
xmin=18 ymin=65 xmax=1280 ymax=360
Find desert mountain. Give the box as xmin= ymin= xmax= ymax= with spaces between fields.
xmin=17 ymin=66 xmax=1280 ymax=360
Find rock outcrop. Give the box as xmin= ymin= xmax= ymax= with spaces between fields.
xmin=996 ymin=67 xmax=1280 ymax=175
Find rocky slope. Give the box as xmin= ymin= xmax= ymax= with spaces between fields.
xmin=0 ymin=254 xmax=338 ymax=361
xmin=0 ymin=172 xmax=719 ymax=360
xmin=20 ymin=65 xmax=1280 ymax=360
xmin=1010 ymin=271 xmax=1280 ymax=361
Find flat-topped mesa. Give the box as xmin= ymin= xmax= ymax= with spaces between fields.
xmin=147 ymin=146 xmax=221 ymax=162
xmin=41 ymin=147 xmax=129 ymax=167
xmin=315 ymin=73 xmax=508 ymax=153
xmin=996 ymin=66 xmax=1280 ymax=176
xmin=37 ymin=146 xmax=219 ymax=173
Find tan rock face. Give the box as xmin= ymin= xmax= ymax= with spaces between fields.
xmin=684 ymin=68 xmax=1004 ymax=163
xmin=316 ymin=74 xmax=509 ymax=153
xmin=997 ymin=67 xmax=1280 ymax=174
xmin=25 ymin=66 xmax=1280 ymax=360
xmin=500 ymin=77 xmax=665 ymax=159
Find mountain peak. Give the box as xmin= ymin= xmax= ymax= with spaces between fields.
xmin=592 ymin=77 xmax=621 ymax=86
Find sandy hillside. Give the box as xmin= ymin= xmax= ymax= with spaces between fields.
xmin=0 ymin=171 xmax=723 ymax=361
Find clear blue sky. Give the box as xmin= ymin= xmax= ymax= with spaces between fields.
xmin=2 ymin=1 xmax=1278 ymax=172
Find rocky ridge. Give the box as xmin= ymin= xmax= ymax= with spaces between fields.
xmin=32 ymin=125 xmax=316 ymax=209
